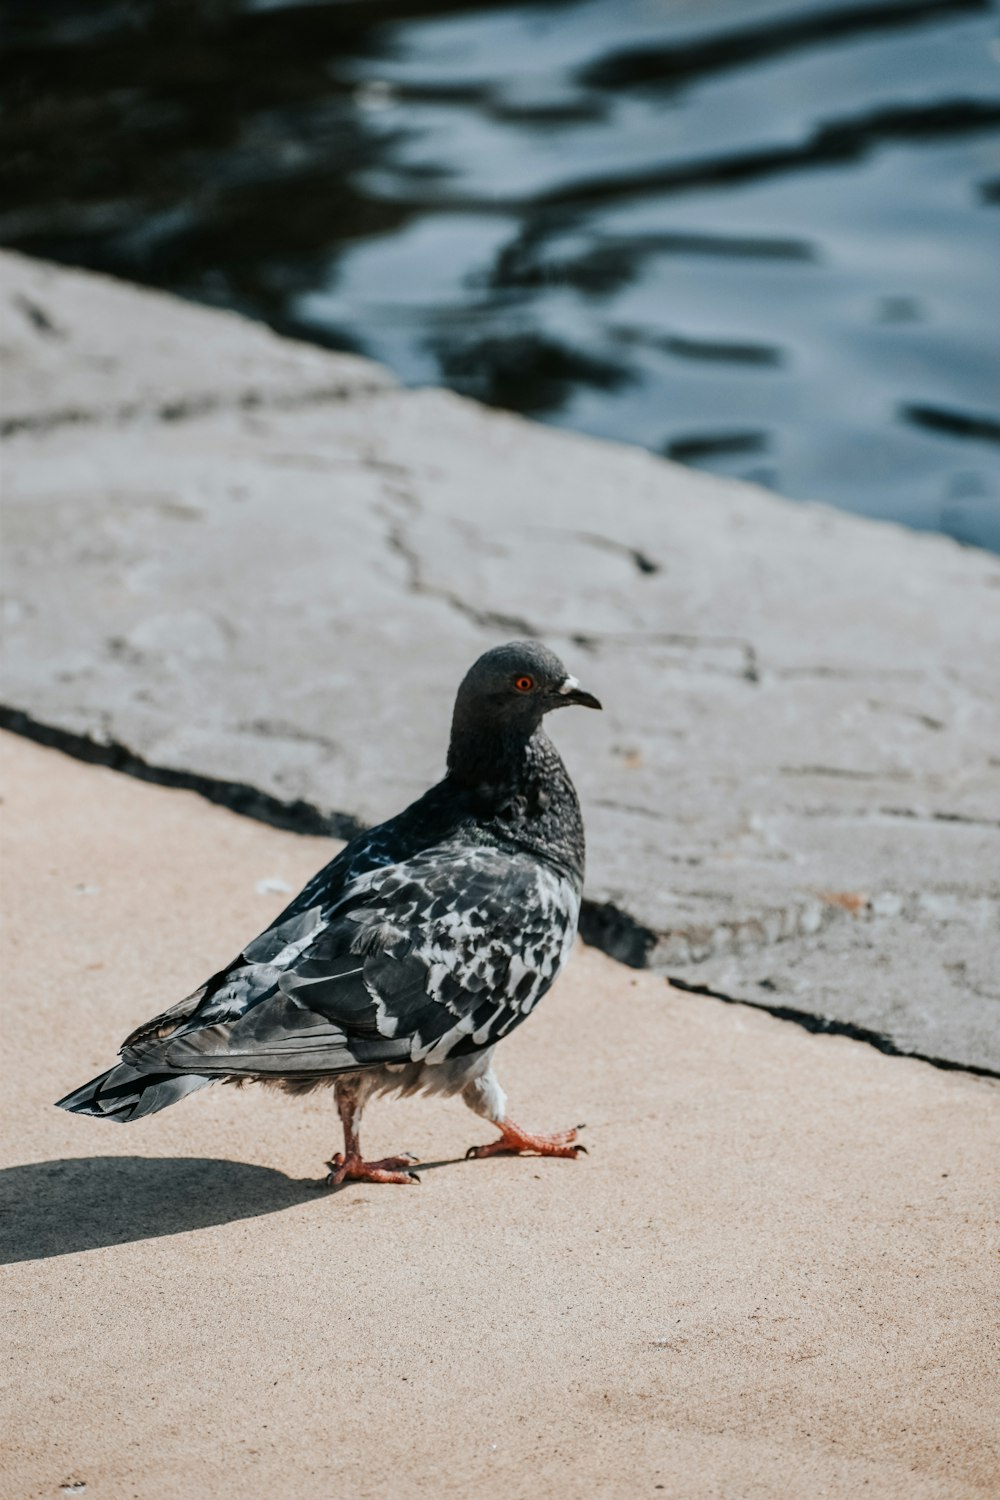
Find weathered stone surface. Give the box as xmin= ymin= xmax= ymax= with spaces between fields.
xmin=0 ymin=248 xmax=393 ymax=434
xmin=2 ymin=251 xmax=998 ymax=1069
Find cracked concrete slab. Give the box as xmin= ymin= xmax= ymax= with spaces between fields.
xmin=2 ymin=251 xmax=998 ymax=1070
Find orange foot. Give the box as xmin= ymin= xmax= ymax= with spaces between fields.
xmin=465 ymin=1118 xmax=587 ymax=1160
xmin=325 ymin=1152 xmax=420 ymax=1186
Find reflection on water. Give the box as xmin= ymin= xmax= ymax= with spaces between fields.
xmin=3 ymin=0 xmax=999 ymax=548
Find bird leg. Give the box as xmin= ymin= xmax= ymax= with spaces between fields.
xmin=325 ymin=1078 xmax=420 ymax=1186
xmin=461 ymin=1071 xmax=586 ymax=1161
xmin=465 ymin=1116 xmax=586 ymax=1160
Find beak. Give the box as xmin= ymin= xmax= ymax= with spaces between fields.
xmin=557 ymin=674 xmax=603 ymax=711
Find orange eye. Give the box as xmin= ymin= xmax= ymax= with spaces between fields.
xmin=514 ymin=675 xmax=535 ymax=693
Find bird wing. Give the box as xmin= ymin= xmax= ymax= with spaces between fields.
xmin=124 ymin=843 xmax=579 ymax=1079
xmin=119 ymin=819 xmax=414 ymax=1054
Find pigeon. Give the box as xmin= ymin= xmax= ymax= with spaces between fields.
xmin=57 ymin=641 xmax=602 ymax=1184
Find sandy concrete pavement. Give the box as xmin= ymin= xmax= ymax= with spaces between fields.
xmin=1 ymin=731 xmax=997 ymax=1500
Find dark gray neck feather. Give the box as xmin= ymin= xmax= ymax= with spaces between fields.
xmin=447 ymin=718 xmax=586 ymax=889
xmin=446 ymin=710 xmax=542 ymax=788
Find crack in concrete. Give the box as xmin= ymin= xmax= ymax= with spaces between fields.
xmin=865 ymin=699 xmax=946 ymax=731
xmin=665 ymin=976 xmax=1000 ymax=1082
xmin=375 ymin=516 xmax=762 ymax=680
xmin=880 ymin=805 xmax=1000 ymax=831
xmin=235 ymin=717 xmax=342 ymax=756
xmin=780 ymin=763 xmax=914 ymax=781
xmin=0 ymin=705 xmax=364 ymax=840
xmin=372 ymin=507 xmax=762 ymax=678
xmin=12 ymin=292 xmax=64 ymax=338
xmin=775 ymin=665 xmax=925 ymax=681
xmin=771 ymin=803 xmax=1000 ymax=831
xmin=0 ymin=379 xmax=395 ymax=440
xmin=538 ymin=527 xmax=662 ymax=576
xmin=591 ymin=796 xmax=674 ymax=823
xmin=384 ymin=522 xmax=542 ymax=638
xmin=599 ymin=796 xmax=1000 ymax=835
xmin=567 ymin=630 xmax=759 ymax=683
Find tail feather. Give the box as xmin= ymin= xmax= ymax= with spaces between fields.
xmin=55 ymin=1064 xmax=211 ymax=1123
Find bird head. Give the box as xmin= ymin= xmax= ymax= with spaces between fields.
xmin=447 ymin=640 xmax=601 ymax=789
xmin=452 ymin=640 xmax=602 ymax=732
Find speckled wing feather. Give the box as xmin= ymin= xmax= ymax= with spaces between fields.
xmin=125 ymin=841 xmax=579 ymax=1080
xmin=117 ymin=816 xmax=421 ymax=1053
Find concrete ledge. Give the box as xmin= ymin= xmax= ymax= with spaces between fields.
xmin=2 ymin=250 xmax=998 ymax=1070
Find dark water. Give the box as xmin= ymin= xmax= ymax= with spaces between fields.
xmin=4 ymin=0 xmax=1000 ymax=548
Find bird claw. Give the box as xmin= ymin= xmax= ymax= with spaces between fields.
xmin=465 ymin=1121 xmax=588 ymax=1160
xmin=324 ymin=1152 xmax=421 ymax=1186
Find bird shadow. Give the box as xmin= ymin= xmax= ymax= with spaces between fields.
xmin=0 ymin=1155 xmax=324 ymax=1265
